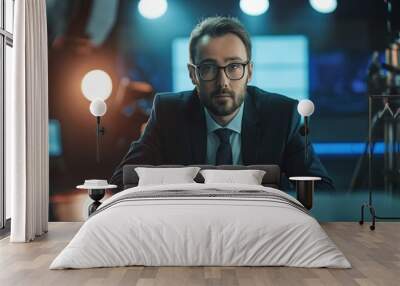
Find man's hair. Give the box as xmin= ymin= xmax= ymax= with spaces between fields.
xmin=189 ymin=16 xmax=252 ymax=64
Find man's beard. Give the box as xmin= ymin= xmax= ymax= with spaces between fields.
xmin=200 ymin=88 xmax=245 ymax=116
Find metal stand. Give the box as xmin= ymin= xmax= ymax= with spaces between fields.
xmin=359 ymin=94 xmax=400 ymax=230
xmin=95 ymin=116 xmax=105 ymax=163
xmin=304 ymin=116 xmax=309 ymax=162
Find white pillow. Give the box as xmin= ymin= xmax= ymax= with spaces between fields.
xmin=200 ymin=169 xmax=266 ymax=185
xmin=135 ymin=167 xmax=201 ymax=186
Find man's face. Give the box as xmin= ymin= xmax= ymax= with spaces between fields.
xmin=188 ymin=33 xmax=253 ymax=117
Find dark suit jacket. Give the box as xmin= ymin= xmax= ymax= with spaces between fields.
xmin=110 ymin=86 xmax=333 ymax=190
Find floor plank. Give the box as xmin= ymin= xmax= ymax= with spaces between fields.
xmin=0 ymin=222 xmax=399 ymax=286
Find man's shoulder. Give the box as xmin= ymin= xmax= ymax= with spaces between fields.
xmin=155 ymin=90 xmax=195 ymax=105
xmin=246 ymin=86 xmax=300 ymax=132
xmin=153 ymin=89 xmax=199 ymax=119
xmin=247 ymin=86 xmax=297 ymax=110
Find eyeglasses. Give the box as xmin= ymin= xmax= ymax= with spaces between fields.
xmin=190 ymin=61 xmax=250 ymax=81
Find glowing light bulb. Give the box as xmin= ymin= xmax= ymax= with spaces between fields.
xmin=240 ymin=0 xmax=269 ymax=16
xmin=89 ymin=99 xmax=107 ymax=117
xmin=309 ymin=0 xmax=337 ymax=14
xmin=81 ymin=69 xmax=112 ymax=101
xmin=138 ymin=0 xmax=168 ymax=19
xmin=297 ymin=99 xmax=315 ymax=117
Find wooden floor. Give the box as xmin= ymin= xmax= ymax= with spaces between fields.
xmin=0 ymin=222 xmax=399 ymax=286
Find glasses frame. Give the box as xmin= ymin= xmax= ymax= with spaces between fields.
xmin=190 ymin=61 xmax=250 ymax=81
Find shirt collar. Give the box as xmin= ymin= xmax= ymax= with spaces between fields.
xmin=204 ymin=102 xmax=244 ymax=134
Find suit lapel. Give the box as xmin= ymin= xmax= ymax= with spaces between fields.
xmin=186 ymin=90 xmax=207 ymax=164
xmin=242 ymin=89 xmax=261 ymax=164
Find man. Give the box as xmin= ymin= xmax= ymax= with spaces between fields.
xmin=110 ymin=16 xmax=333 ymax=190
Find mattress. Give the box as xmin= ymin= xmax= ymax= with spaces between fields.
xmin=50 ymin=183 xmax=351 ymax=269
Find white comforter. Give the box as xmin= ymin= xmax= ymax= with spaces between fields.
xmin=50 ymin=183 xmax=351 ymax=269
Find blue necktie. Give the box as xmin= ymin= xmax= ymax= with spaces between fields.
xmin=214 ymin=128 xmax=233 ymax=165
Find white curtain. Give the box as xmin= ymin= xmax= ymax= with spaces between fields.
xmin=7 ymin=0 xmax=49 ymax=242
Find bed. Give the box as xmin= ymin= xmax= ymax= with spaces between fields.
xmin=50 ymin=165 xmax=350 ymax=269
